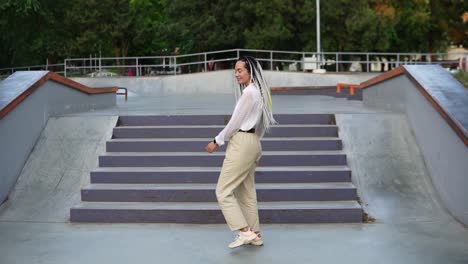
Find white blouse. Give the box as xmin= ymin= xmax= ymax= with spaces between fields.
xmin=214 ymin=83 xmax=262 ymax=146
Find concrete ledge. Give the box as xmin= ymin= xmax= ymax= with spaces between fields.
xmin=0 ymin=71 xmax=118 ymax=119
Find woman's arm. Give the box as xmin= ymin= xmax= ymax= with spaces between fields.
xmin=214 ymin=89 xmax=256 ymax=146
xmin=205 ymin=89 xmax=256 ymax=153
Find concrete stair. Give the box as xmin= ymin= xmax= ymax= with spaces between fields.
xmin=70 ymin=114 xmax=363 ymax=223
xmin=90 ymin=166 xmax=351 ymax=184
xmin=98 ymin=151 xmax=347 ymax=167
xmin=106 ymin=137 xmax=343 ymax=152
xmin=71 ymin=201 xmax=362 ymax=223
xmin=80 ymin=183 xmax=357 ymax=202
xmin=111 ymin=125 xmax=339 ymax=138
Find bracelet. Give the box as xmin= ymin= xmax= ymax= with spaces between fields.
xmin=213 ymin=139 xmax=217 ymax=144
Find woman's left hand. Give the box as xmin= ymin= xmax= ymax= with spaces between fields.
xmin=205 ymin=142 xmax=218 ymax=153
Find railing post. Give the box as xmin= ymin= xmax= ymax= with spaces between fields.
xmin=174 ymin=56 xmax=177 ymax=75
xmin=64 ymin=59 xmax=67 ymax=77
xmin=237 ymin=49 xmax=240 ymax=59
xmin=302 ymin=52 xmax=305 ymax=72
xmin=335 ymin=53 xmax=339 ymax=72
xmin=270 ymin=51 xmax=273 ymax=70
xmin=204 ymin=53 xmax=207 ymax=72
xmin=396 ymin=54 xmax=400 ymax=67
xmin=136 ymin=58 xmax=139 ymax=77
xmin=366 ymin=53 xmax=369 ymax=72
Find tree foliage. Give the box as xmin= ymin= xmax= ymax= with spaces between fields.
xmin=0 ymin=0 xmax=466 ymax=68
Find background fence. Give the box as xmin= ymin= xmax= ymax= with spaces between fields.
xmin=1 ymin=48 xmax=467 ymax=79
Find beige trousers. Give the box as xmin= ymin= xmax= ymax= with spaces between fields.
xmin=216 ymin=132 xmax=262 ymax=232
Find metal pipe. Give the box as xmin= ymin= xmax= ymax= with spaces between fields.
xmin=316 ymin=0 xmax=321 ymax=55
xmin=204 ymin=53 xmax=207 ymax=72
xmin=64 ymin=59 xmax=67 ymax=77
xmin=136 ymin=58 xmax=139 ymax=77
xmin=336 ymin=53 xmax=339 ymax=72
xmin=366 ymin=53 xmax=369 ymax=72
xmin=270 ymin=52 xmax=273 ymax=70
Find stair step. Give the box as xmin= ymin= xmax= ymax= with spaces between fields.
xmin=117 ymin=114 xmax=335 ymax=126
xmin=106 ymin=137 xmax=343 ymax=152
xmin=91 ymin=166 xmax=351 ymax=184
xmin=81 ymin=182 xmax=357 ymax=202
xmin=70 ymin=201 xmax=362 ymax=223
xmin=98 ymin=151 xmax=347 ymax=167
xmin=112 ymin=125 xmax=338 ymax=138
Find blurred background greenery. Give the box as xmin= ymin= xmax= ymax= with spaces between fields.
xmin=0 ymin=0 xmax=467 ymax=68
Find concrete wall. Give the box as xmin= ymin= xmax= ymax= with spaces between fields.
xmin=363 ymin=75 xmax=407 ymax=112
xmin=362 ymin=75 xmax=468 ymax=226
xmin=265 ymin=71 xmax=378 ymax=87
xmin=47 ymin=81 xmax=115 ymax=115
xmin=72 ymin=71 xmax=236 ymax=96
xmin=0 ymin=83 xmax=48 ymax=205
xmin=72 ymin=70 xmax=378 ymax=96
xmin=0 ymin=79 xmax=116 ymax=205
xmin=405 ymin=82 xmax=468 ymax=225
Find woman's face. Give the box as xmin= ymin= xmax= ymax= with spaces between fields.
xmin=235 ymin=60 xmax=251 ymax=85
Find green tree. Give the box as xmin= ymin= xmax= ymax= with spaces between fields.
xmin=1 ymin=0 xmax=466 ymax=69
xmin=388 ymin=0 xmax=431 ymax=52
xmin=0 ymin=0 xmax=72 ymax=67
xmin=309 ymin=0 xmax=395 ymax=52
xmin=67 ymin=0 xmax=134 ymax=61
xmin=165 ymin=0 xmax=247 ymax=53
xmin=129 ymin=0 xmax=169 ymax=56
xmin=427 ymin=0 xmax=467 ymax=52
xmin=242 ymin=0 xmax=296 ymax=50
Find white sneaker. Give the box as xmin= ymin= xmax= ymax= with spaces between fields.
xmin=249 ymin=232 xmax=264 ymax=246
xmin=228 ymin=230 xmax=258 ymax=249
xmin=249 ymin=235 xmax=264 ymax=246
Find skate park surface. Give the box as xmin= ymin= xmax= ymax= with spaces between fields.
xmin=0 ymin=71 xmax=467 ymax=264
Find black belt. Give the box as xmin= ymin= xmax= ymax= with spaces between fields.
xmin=238 ymin=128 xmax=255 ymax=133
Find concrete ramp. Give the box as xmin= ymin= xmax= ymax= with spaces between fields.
xmin=0 ymin=116 xmax=117 ymax=222
xmin=361 ymin=65 xmax=468 ymax=225
xmin=0 ymin=71 xmax=118 ymax=207
xmin=337 ymin=113 xmax=449 ymax=224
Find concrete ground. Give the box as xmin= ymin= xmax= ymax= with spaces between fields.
xmin=1 ymin=94 xmax=467 ymax=264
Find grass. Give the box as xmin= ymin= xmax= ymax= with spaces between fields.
xmin=453 ymin=71 xmax=468 ymax=88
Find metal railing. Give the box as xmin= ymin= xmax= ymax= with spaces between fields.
xmin=0 ymin=63 xmax=65 ymax=79
xmin=1 ymin=48 xmax=467 ymax=78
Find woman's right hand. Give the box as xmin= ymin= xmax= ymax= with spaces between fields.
xmin=205 ymin=142 xmax=218 ymax=153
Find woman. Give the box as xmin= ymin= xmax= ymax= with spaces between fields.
xmin=205 ymin=56 xmax=276 ymax=249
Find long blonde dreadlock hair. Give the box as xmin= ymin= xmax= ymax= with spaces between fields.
xmin=237 ymin=56 xmax=277 ymax=136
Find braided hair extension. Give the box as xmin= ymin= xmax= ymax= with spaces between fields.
xmin=237 ymin=56 xmax=277 ymax=135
